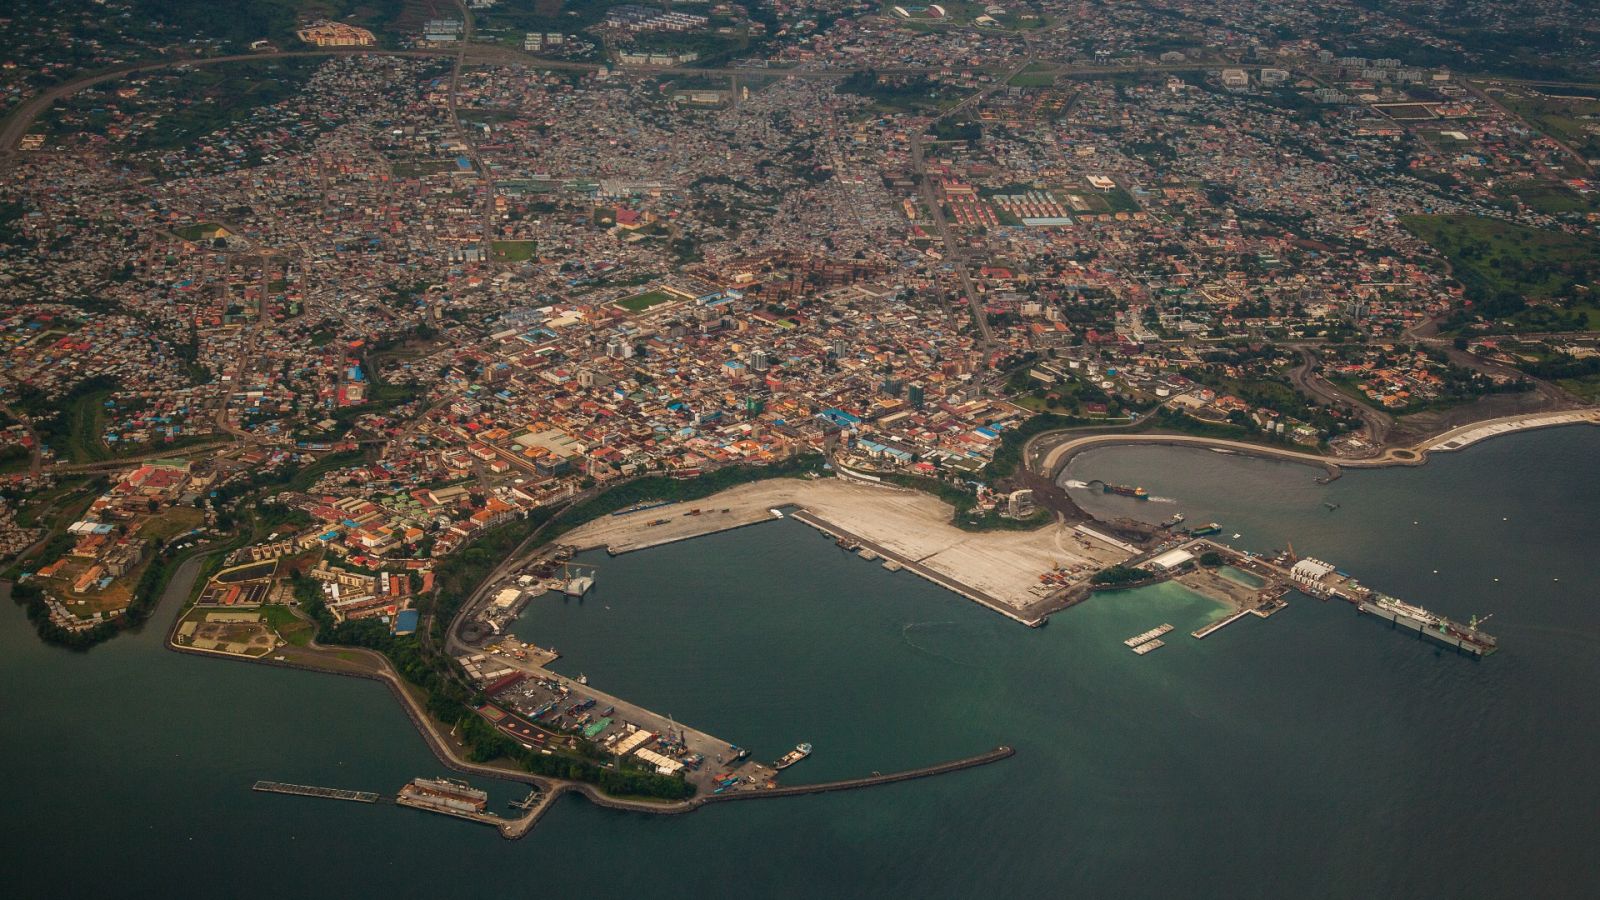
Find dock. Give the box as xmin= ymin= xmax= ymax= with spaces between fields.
xmin=1358 ymin=599 xmax=1496 ymax=656
xmin=1192 ymin=609 xmax=1252 ymax=639
xmin=395 ymin=793 xmax=506 ymax=828
xmin=1124 ymin=624 xmax=1173 ymax=647
xmin=252 ymin=781 xmax=380 ymax=803
xmin=1131 ymin=639 xmax=1164 ymax=655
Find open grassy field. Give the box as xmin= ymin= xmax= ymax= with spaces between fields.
xmin=616 ymin=289 xmax=678 ymax=312
xmin=259 ymin=603 xmax=315 ymax=646
xmin=172 ymin=223 xmax=223 ymax=242
xmin=1495 ymin=179 xmax=1600 ymax=216
xmin=1494 ymin=88 xmax=1600 ymax=160
xmin=137 ymin=507 xmax=206 ymax=544
xmin=491 ymin=240 xmax=537 ymax=262
xmin=1402 ymin=214 xmax=1600 ymax=327
xmin=1009 ymin=64 xmax=1058 ymax=88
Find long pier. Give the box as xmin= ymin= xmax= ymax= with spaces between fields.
xmin=707 ymin=745 xmax=1016 ymax=803
xmin=252 ymin=781 xmax=380 ymax=803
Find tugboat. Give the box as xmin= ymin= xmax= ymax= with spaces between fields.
xmin=774 ymin=742 xmax=813 ymax=770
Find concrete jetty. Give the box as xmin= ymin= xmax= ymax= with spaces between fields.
xmin=789 ymin=509 xmax=1045 ymax=626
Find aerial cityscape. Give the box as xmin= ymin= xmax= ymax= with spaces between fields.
xmin=2 ymin=1 xmax=1598 ymax=897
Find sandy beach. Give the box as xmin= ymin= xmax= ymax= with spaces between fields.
xmin=561 ymin=477 xmax=1133 ymax=623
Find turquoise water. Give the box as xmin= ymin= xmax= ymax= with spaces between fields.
xmin=4 ymin=426 xmax=1599 ymax=898
xmin=1218 ymin=565 xmax=1265 ymax=588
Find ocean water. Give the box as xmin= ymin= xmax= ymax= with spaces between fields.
xmin=3 ymin=426 xmax=1598 ymax=899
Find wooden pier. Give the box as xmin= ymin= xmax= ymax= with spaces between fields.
xmin=252 ymin=781 xmax=380 ymax=803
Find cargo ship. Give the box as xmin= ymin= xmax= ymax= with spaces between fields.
xmin=1188 ymin=522 xmax=1222 ymax=536
xmin=774 ymin=742 xmax=813 ymax=770
xmin=1102 ymin=483 xmax=1148 ymax=499
xmin=1358 ymin=594 xmax=1498 ymax=656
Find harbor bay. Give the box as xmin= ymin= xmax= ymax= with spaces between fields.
xmin=0 ymin=426 xmax=1597 ymax=898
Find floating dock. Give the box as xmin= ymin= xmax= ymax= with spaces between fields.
xmin=1124 ymin=624 xmax=1173 ymax=647
xmin=252 ymin=781 xmax=379 ymax=803
xmin=1358 ymin=599 xmax=1498 ymax=657
xmin=1131 ymin=639 xmax=1164 ymax=655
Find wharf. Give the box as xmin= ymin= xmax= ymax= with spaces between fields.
xmin=395 ymin=793 xmax=505 ymax=828
xmin=252 ymin=781 xmax=380 ymax=803
xmin=789 ymin=510 xmax=1042 ymax=626
xmin=1192 ymin=609 xmax=1252 ymax=639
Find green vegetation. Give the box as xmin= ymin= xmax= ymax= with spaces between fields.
xmin=1512 ymin=350 xmax=1600 ymax=403
xmin=0 ymin=201 xmax=31 ymax=247
xmin=1009 ymin=64 xmax=1059 ymax=88
xmin=616 ymin=289 xmax=678 ymax=312
xmin=259 ymin=603 xmax=314 ymax=646
xmin=837 ymin=70 xmax=968 ymax=114
xmin=11 ymin=529 xmax=216 ymax=650
xmin=1091 ymin=565 xmax=1153 ymax=586
xmin=131 ymin=0 xmax=406 ymax=49
xmin=1494 ymin=90 xmax=1600 ymax=160
xmin=1495 ymin=180 xmax=1600 ymax=216
xmin=491 ymin=240 xmax=537 ymax=262
xmin=983 ymin=413 xmax=1091 ymax=483
xmin=1199 ymin=550 xmax=1224 ymax=567
xmin=162 ymin=220 xmax=212 ymax=242
xmin=1404 ymin=214 xmax=1600 ymax=328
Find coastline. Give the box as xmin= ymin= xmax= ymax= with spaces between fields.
xmin=1028 ymin=408 xmax=1600 ymax=482
xmin=558 ymin=477 xmax=1132 ymax=623
xmin=155 ymin=550 xmax=1014 ymax=839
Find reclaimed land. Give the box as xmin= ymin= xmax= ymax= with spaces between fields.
xmin=152 ymin=457 xmax=1017 ymax=836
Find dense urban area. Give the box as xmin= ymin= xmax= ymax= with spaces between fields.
xmin=1 ymin=0 xmax=1598 ymax=812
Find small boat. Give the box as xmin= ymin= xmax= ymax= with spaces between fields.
xmin=577 ymin=674 xmax=588 ymax=685
xmin=774 ymin=742 xmax=813 ymax=770
xmin=1323 ymin=502 xmax=1340 ymax=511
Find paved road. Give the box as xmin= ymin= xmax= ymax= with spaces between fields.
xmin=1289 ymin=347 xmax=1393 ymax=444
xmin=908 ymin=56 xmax=1034 ymax=369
